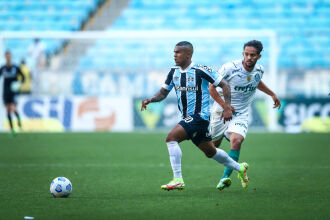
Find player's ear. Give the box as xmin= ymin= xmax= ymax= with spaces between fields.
xmin=257 ymin=54 xmax=262 ymax=60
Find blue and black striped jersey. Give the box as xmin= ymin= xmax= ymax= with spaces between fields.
xmin=162 ymin=62 xmax=223 ymax=120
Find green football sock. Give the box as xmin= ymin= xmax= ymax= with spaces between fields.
xmin=221 ymin=149 xmax=240 ymax=179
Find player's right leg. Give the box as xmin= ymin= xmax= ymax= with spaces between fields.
xmin=161 ymin=123 xmax=188 ymax=191
xmin=210 ymin=112 xmax=233 ymax=190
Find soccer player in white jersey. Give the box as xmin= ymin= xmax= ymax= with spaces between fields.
xmin=209 ymin=40 xmax=281 ymax=190
xmin=141 ymin=41 xmax=249 ymax=191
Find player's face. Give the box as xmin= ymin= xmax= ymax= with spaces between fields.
xmin=5 ymin=52 xmax=11 ymax=64
xmin=174 ymin=46 xmax=190 ymax=67
xmin=242 ymin=46 xmax=261 ymax=68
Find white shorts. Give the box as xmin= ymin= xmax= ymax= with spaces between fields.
xmin=210 ymin=110 xmax=249 ymax=141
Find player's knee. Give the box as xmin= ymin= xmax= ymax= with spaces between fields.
xmin=205 ymin=152 xmax=214 ymax=158
xmin=213 ymin=141 xmax=220 ymax=148
xmin=232 ymin=138 xmax=242 ymax=149
xmin=165 ymin=135 xmax=175 ymax=143
xmin=203 ymin=148 xmax=216 ymax=158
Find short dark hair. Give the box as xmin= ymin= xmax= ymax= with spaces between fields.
xmin=244 ymin=40 xmax=263 ymax=54
xmin=176 ymin=41 xmax=194 ymax=54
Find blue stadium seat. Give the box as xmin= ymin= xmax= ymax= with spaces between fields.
xmin=77 ymin=0 xmax=330 ymax=69
xmin=1 ymin=0 xmax=103 ymax=60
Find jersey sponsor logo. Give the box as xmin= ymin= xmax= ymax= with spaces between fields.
xmin=234 ymin=84 xmax=257 ymax=92
xmin=175 ymin=86 xmax=198 ymax=91
xmin=197 ymin=64 xmax=213 ymax=73
xmin=234 ymin=122 xmax=247 ymax=129
xmin=2 ymin=68 xmax=17 ymax=78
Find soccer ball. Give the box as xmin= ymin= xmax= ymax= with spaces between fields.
xmin=50 ymin=177 xmax=72 ymax=198
xmin=10 ymin=81 xmax=22 ymax=92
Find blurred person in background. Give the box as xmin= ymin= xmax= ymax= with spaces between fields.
xmin=0 ymin=51 xmax=25 ymax=135
xmin=141 ymin=41 xmax=249 ymax=191
xmin=209 ymin=40 xmax=281 ymax=191
xmin=19 ymin=59 xmax=32 ymax=94
xmin=27 ymin=38 xmax=46 ymax=94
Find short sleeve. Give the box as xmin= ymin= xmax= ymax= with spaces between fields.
xmin=217 ymin=64 xmax=231 ymax=81
xmin=162 ymin=68 xmax=175 ymax=91
xmin=259 ymin=65 xmax=265 ymax=79
xmin=197 ymin=64 xmax=223 ymax=86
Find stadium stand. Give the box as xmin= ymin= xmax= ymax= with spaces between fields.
xmin=78 ymin=0 xmax=330 ymax=70
xmin=0 ymin=0 xmax=104 ymax=62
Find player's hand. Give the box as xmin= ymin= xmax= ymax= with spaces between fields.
xmin=141 ymin=98 xmax=151 ymax=111
xmin=230 ymin=105 xmax=235 ymax=113
xmin=272 ymin=95 xmax=281 ymax=110
xmin=221 ymin=107 xmax=233 ymax=123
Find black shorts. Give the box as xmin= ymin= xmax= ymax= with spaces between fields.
xmin=3 ymin=92 xmax=16 ymax=104
xmin=179 ymin=114 xmax=212 ymax=146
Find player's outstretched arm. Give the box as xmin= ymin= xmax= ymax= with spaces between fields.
xmin=257 ymin=80 xmax=281 ymax=109
xmin=141 ymin=88 xmax=170 ymax=111
xmin=209 ymin=84 xmax=235 ymax=113
xmin=217 ymin=79 xmax=232 ymax=122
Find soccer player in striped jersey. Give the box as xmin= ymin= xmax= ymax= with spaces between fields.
xmin=209 ymin=40 xmax=281 ymax=191
xmin=141 ymin=41 xmax=249 ymax=191
xmin=0 ymin=51 xmax=25 ymax=135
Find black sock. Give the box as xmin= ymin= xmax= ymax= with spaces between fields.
xmin=14 ymin=111 xmax=21 ymax=127
xmin=7 ymin=113 xmax=13 ymax=130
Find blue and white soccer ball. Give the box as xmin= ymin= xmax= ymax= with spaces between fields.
xmin=50 ymin=177 xmax=72 ymax=198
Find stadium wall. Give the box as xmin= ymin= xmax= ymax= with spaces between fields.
xmin=1 ymin=95 xmax=329 ymax=133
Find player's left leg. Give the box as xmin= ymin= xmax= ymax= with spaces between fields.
xmin=11 ymin=103 xmax=22 ymax=129
xmin=197 ymin=141 xmax=240 ymax=170
xmin=197 ymin=140 xmax=249 ymax=187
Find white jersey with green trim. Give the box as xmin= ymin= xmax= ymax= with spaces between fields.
xmin=212 ymin=59 xmax=264 ymax=115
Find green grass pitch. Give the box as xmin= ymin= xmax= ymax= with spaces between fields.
xmin=0 ymin=132 xmax=329 ymax=220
